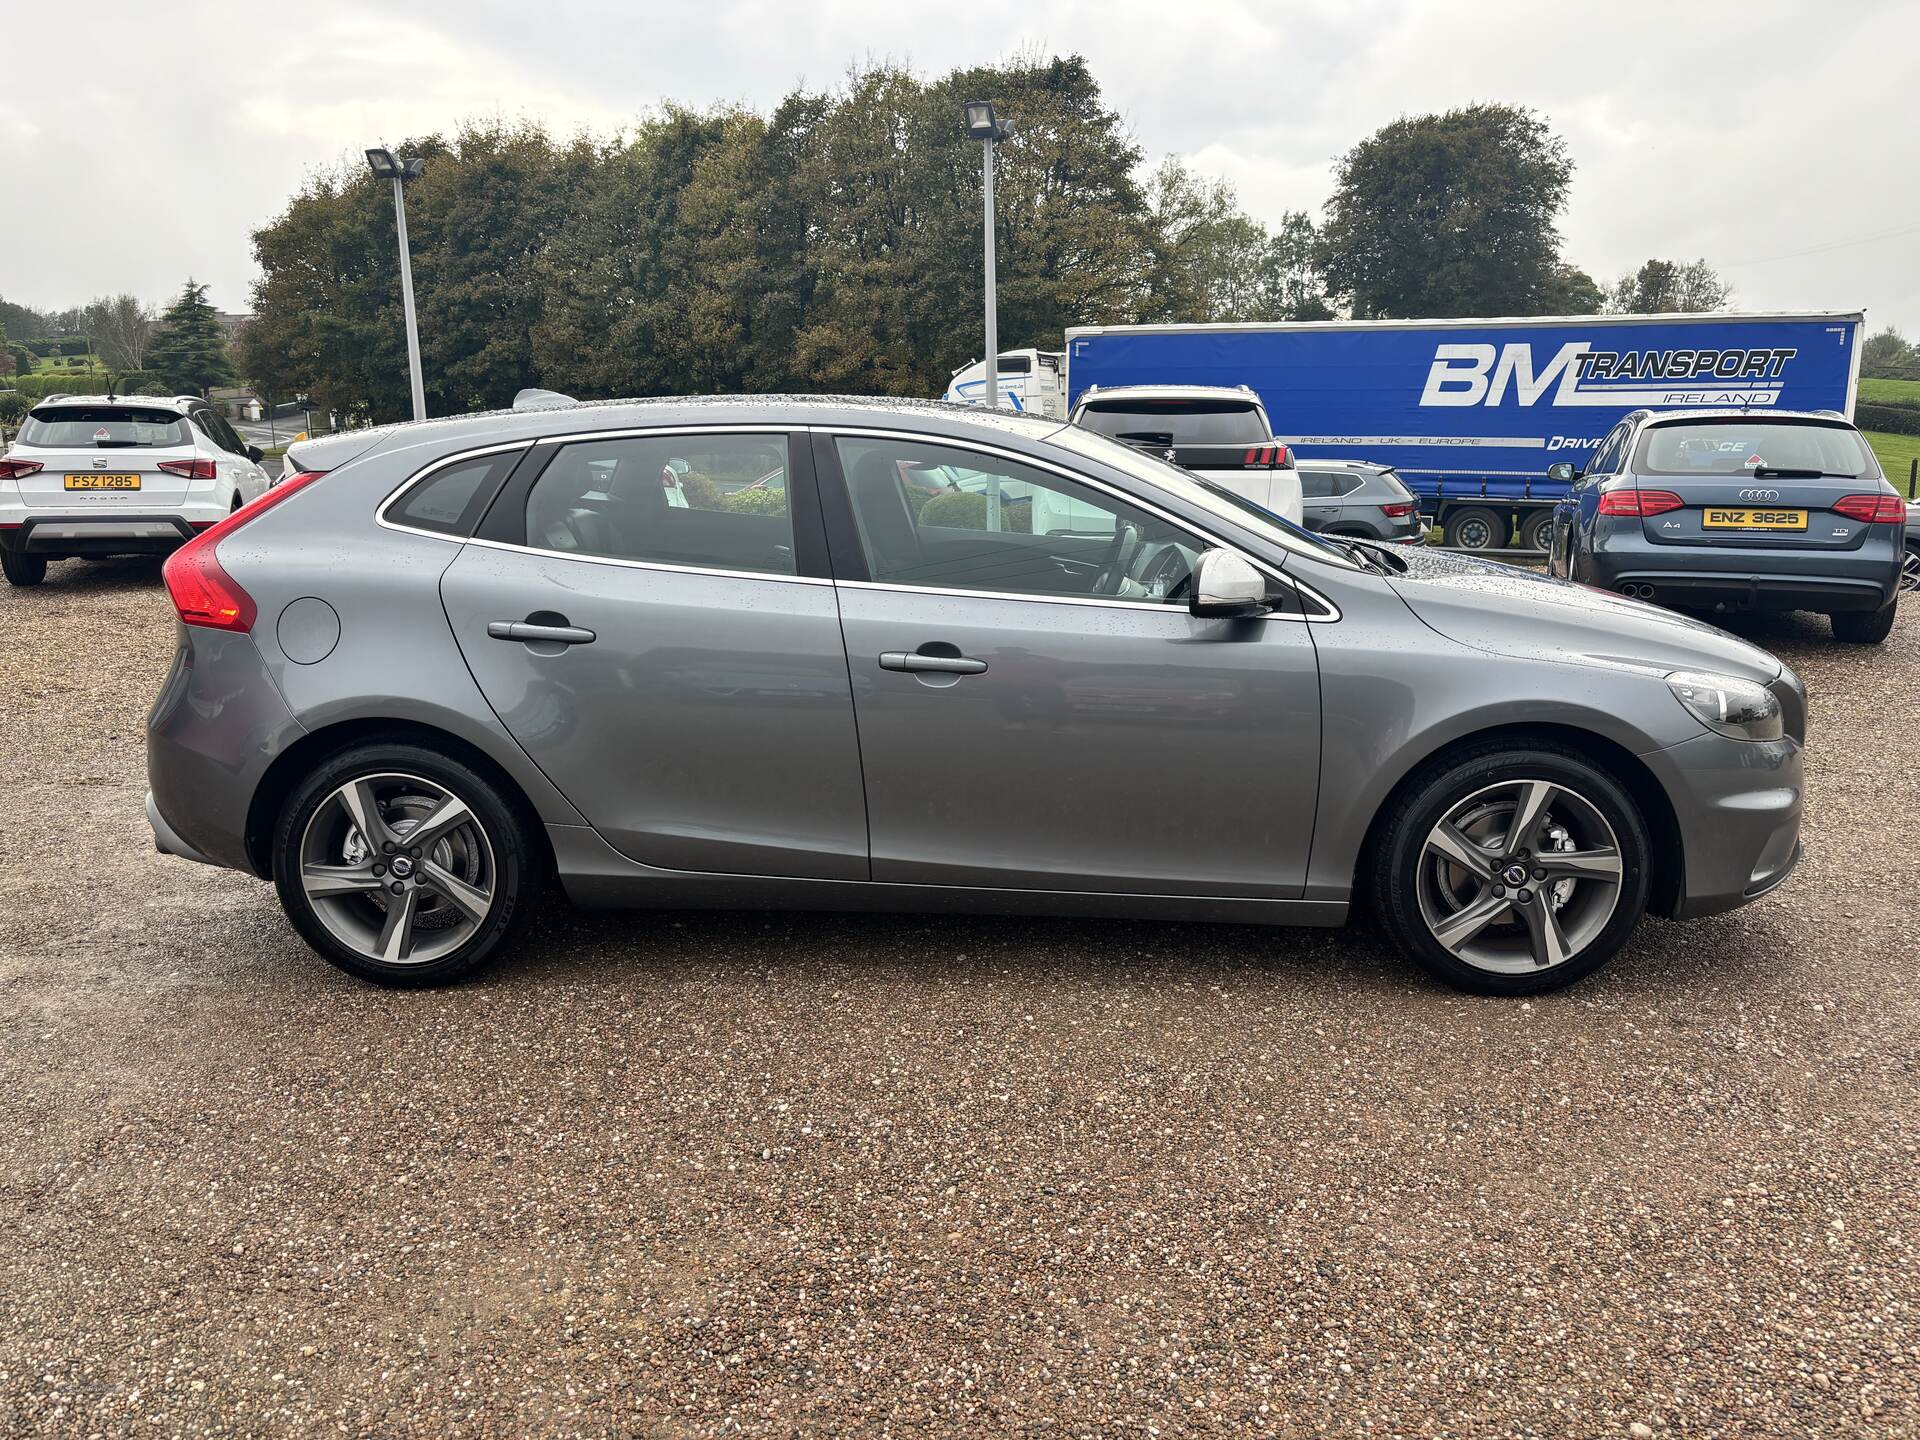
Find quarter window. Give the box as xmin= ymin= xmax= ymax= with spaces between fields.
xmin=387 ymin=452 xmax=519 ymax=536
xmin=524 ymin=434 xmax=794 ymax=575
xmin=835 ymin=436 xmax=1201 ymax=605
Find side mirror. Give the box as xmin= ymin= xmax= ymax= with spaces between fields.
xmin=247 ymin=444 xmax=265 ymax=463
xmin=1546 ymin=461 xmax=1578 ymax=483
xmin=1189 ymin=549 xmax=1271 ymax=619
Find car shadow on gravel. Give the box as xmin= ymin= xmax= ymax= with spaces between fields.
xmin=29 ymin=555 xmax=168 ymax=593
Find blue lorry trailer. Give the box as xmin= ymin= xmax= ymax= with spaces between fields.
xmin=1064 ymin=312 xmax=1864 ymax=552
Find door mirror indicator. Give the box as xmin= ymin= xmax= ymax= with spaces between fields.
xmin=1546 ymin=461 xmax=1577 ymax=483
xmin=1189 ymin=549 xmax=1271 ymax=619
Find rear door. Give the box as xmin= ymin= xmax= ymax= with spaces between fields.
xmin=437 ymin=429 xmax=869 ymax=879
xmin=1299 ymin=469 xmax=1344 ymax=530
xmin=9 ymin=404 xmax=198 ymax=509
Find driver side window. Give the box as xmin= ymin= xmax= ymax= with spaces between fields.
xmin=834 ymin=436 xmax=1197 ymax=605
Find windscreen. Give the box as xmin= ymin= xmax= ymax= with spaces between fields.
xmin=1075 ymin=397 xmax=1269 ymax=447
xmin=19 ymin=406 xmax=192 ymax=449
xmin=1637 ymin=421 xmax=1876 ymax=478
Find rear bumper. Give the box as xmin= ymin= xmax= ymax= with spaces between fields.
xmin=1586 ymin=531 xmax=1900 ymax=613
xmin=2 ymin=513 xmax=208 ymax=556
xmin=146 ymin=789 xmax=217 ymax=866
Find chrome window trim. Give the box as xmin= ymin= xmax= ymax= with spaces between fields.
xmin=456 ymin=534 xmax=831 ymax=587
xmin=815 ymin=425 xmax=1339 ymax=622
xmin=533 ymin=422 xmax=797 ymax=446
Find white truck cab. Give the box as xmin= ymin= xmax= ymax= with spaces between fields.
xmin=943 ymin=349 xmax=1068 ymax=419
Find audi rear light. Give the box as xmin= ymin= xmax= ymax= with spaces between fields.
xmin=0 ymin=458 xmax=44 ymax=480
xmin=1598 ymin=488 xmax=1685 ymax=517
xmin=1380 ymin=501 xmax=1417 ymax=518
xmin=161 ymin=469 xmax=325 ymax=632
xmin=1832 ymin=493 xmax=1906 ymax=524
xmin=157 ymin=458 xmax=217 ymax=480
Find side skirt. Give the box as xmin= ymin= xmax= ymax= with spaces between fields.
xmin=546 ymin=824 xmax=1349 ymax=928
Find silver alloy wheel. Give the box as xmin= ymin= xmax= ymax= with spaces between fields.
xmin=1901 ymin=546 xmax=1919 ymax=595
xmin=1416 ymin=778 xmax=1623 ymax=975
xmin=298 ymin=772 xmax=496 ymax=966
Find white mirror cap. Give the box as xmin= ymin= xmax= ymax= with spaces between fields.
xmin=1196 ymin=550 xmax=1266 ymax=608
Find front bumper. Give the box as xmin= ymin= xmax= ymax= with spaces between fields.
xmin=1641 ymin=729 xmax=1804 ymax=919
xmin=2 ymin=513 xmax=211 ymax=557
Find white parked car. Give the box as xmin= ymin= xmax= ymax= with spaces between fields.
xmin=0 ymin=393 xmax=273 ymax=586
xmin=1068 ymin=384 xmax=1305 ymax=526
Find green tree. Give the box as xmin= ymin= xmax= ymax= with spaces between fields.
xmin=1604 ymin=257 xmax=1732 ymax=314
xmin=146 ymin=280 xmax=234 ymax=395
xmin=1318 ymin=104 xmax=1576 ymax=319
xmin=1859 ymin=326 xmax=1916 ymax=379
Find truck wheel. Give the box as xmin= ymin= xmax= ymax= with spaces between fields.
xmin=2 ymin=549 xmax=47 ymax=586
xmin=1518 ymin=512 xmax=1555 ymax=555
xmin=1443 ymin=507 xmax=1507 ymax=551
xmin=1830 ymin=602 xmax=1896 ymax=645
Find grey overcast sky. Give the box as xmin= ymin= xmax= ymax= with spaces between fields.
xmin=4 ymin=0 xmax=1917 ymax=333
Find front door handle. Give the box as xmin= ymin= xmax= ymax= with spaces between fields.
xmin=879 ymin=651 xmax=987 ymax=675
xmin=488 ymin=620 xmax=596 ymax=646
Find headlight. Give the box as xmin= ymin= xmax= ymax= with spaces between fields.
xmin=1666 ymin=670 xmax=1783 ymax=742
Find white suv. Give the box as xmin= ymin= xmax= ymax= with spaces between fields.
xmin=0 ymin=394 xmax=272 ymax=586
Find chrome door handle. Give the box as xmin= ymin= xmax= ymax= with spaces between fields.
xmin=488 ymin=621 xmax=596 ymax=645
xmin=879 ymin=651 xmax=987 ymax=675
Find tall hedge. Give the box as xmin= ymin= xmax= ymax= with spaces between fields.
xmin=1855 ymin=402 xmax=1920 ymax=438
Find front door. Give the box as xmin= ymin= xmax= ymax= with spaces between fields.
xmin=439 ymin=430 xmax=868 ymax=879
xmin=823 ymin=432 xmax=1322 ymax=898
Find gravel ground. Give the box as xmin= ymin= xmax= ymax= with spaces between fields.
xmin=2 ymin=556 xmax=1917 ymax=1439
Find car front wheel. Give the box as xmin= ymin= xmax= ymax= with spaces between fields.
xmin=1900 ymin=544 xmax=1918 ymax=595
xmin=272 ymin=743 xmax=537 ymax=986
xmin=1372 ymin=743 xmax=1651 ymax=995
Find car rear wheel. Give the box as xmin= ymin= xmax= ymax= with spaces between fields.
xmin=1 ymin=549 xmax=47 ymax=586
xmin=1901 ymin=544 xmax=1919 ymax=595
xmin=272 ymin=743 xmax=537 ymax=986
xmin=1830 ymin=601 xmax=1896 ymax=645
xmin=1442 ymin=507 xmax=1507 ymax=551
xmin=1371 ymin=743 xmax=1651 ymax=995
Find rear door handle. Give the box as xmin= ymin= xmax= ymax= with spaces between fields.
xmin=488 ymin=621 xmax=596 ymax=646
xmin=879 ymin=651 xmax=987 ymax=675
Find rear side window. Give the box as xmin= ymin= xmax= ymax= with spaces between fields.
xmin=1075 ymin=398 xmax=1268 ymax=447
xmin=1636 ymin=421 xmax=1875 ymax=479
xmin=523 ymin=434 xmax=794 ymax=575
xmin=387 ymin=452 xmax=521 ymax=536
xmin=19 ymin=407 xmax=191 ymax=449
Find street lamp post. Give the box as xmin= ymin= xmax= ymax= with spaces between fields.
xmin=365 ymin=147 xmax=428 ymax=423
xmin=962 ymin=101 xmax=1012 ymax=414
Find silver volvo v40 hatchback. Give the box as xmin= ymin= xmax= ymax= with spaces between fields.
xmin=146 ymin=397 xmax=1807 ymax=995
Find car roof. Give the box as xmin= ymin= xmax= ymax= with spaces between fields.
xmin=1076 ymin=385 xmax=1261 ymax=405
xmin=286 ymin=394 xmax=1068 ymax=473
xmin=27 ymin=393 xmax=198 ymax=412
xmin=1293 ymin=457 xmax=1392 ymax=472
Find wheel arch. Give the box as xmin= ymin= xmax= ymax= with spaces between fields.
xmin=244 ymin=717 xmax=558 ymax=881
xmin=1351 ymin=721 xmax=1684 ymax=919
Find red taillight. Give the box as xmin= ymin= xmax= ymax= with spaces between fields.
xmin=0 ymin=458 xmax=44 ymax=480
xmin=157 ymin=458 xmax=217 ymax=480
xmin=1832 ymin=493 xmax=1906 ymax=524
xmin=161 ymin=470 xmax=325 ymax=632
xmin=1380 ymin=501 xmax=1417 ymax=518
xmin=1598 ymin=488 xmax=1685 ymax=517
xmin=1240 ymin=444 xmax=1291 ymax=467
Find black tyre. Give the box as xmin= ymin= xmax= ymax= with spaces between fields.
xmin=1518 ymin=510 xmax=1555 ymax=556
xmin=1830 ymin=601 xmax=1895 ymax=645
xmin=2 ymin=549 xmax=47 ymax=586
xmin=1442 ymin=507 xmax=1507 ymax=551
xmin=1371 ymin=742 xmax=1651 ymax=995
xmin=272 ymin=742 xmax=538 ymax=986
